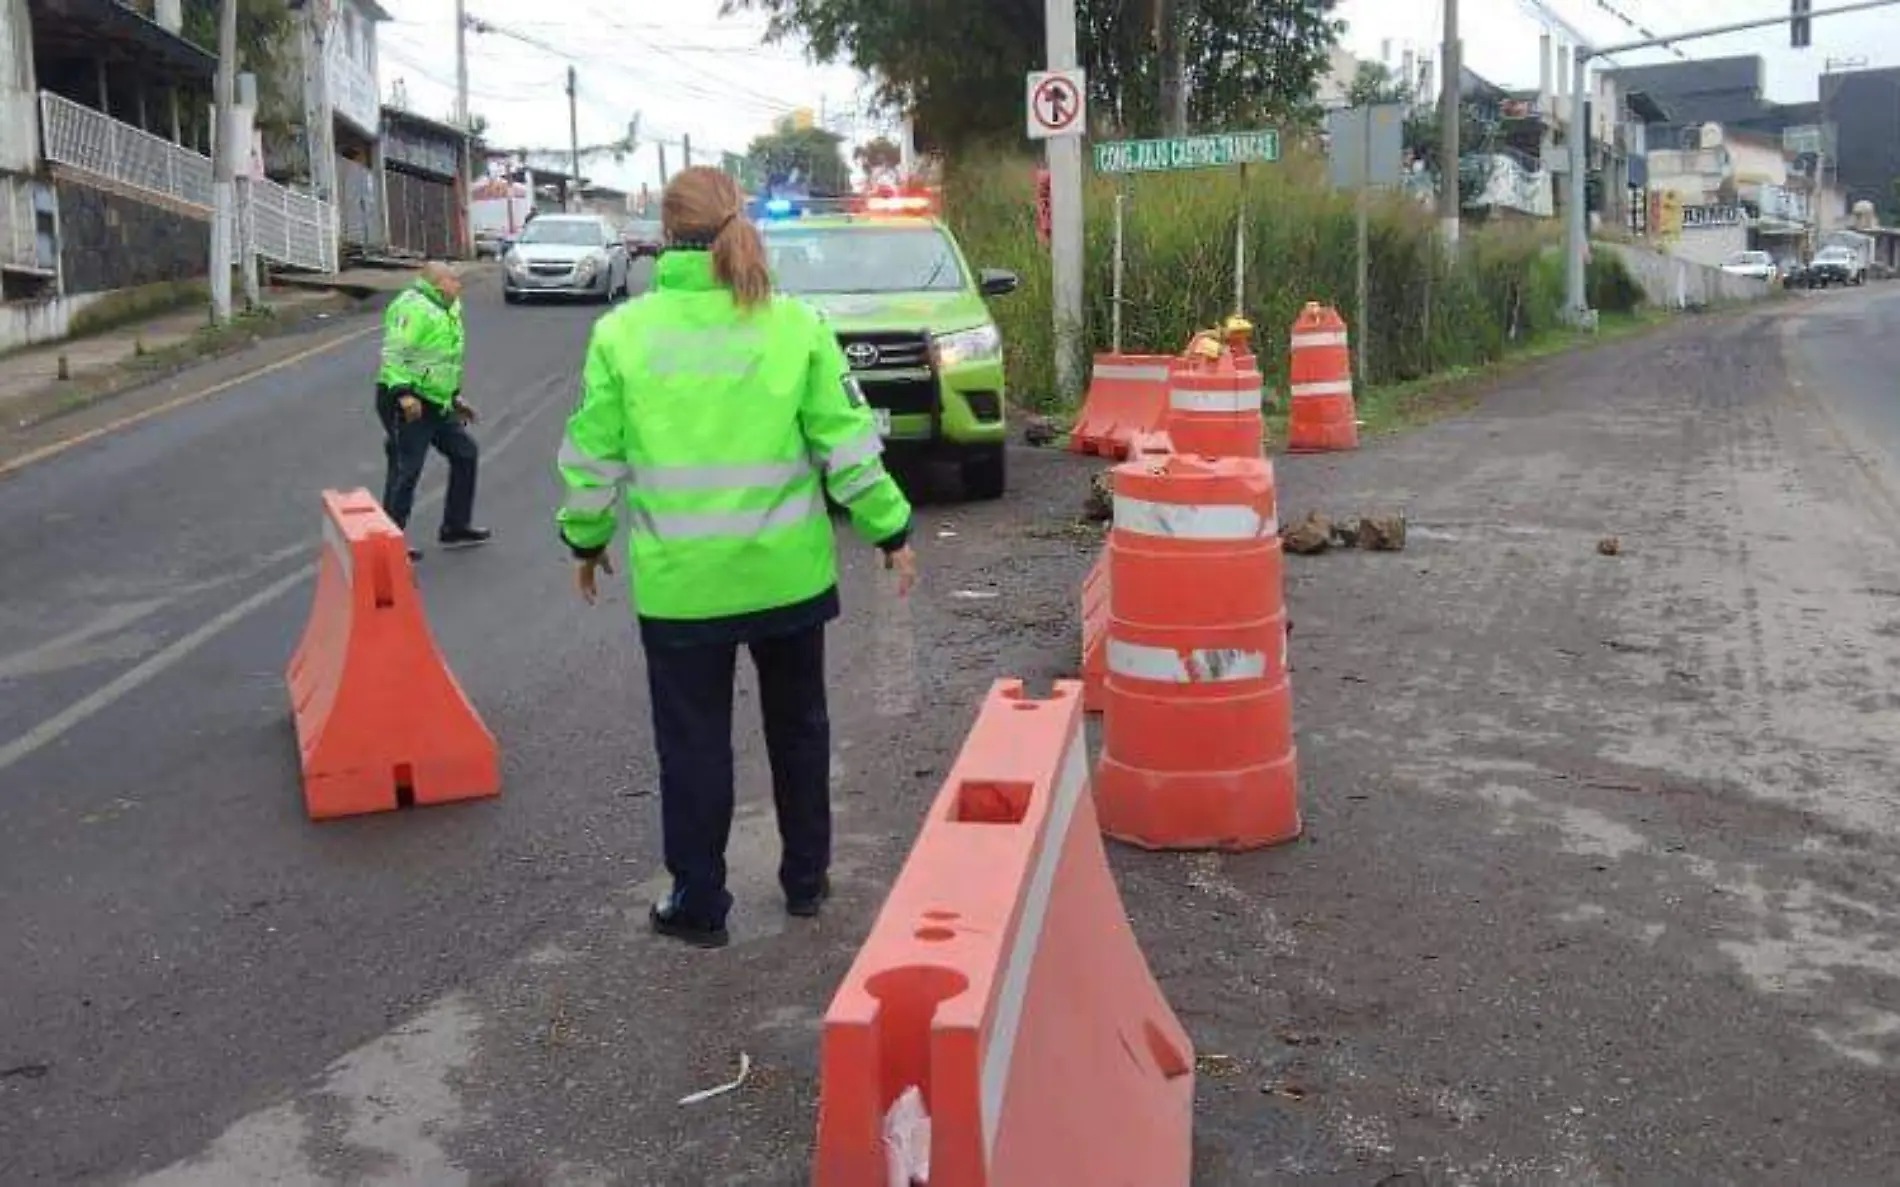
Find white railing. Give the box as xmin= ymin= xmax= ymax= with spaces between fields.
xmin=39 ymin=89 xmax=213 ymax=211
xmin=248 ymin=176 xmax=338 ymax=274
xmin=40 ymin=90 xmax=338 ymax=275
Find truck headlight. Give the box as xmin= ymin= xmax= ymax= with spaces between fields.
xmin=932 ymin=324 xmax=1002 ymax=370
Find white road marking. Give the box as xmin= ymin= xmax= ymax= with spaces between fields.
xmin=0 ymin=374 xmax=566 ymax=778
xmin=131 ymin=994 xmax=483 ymax=1186
xmin=0 ymin=325 xmax=381 ymax=480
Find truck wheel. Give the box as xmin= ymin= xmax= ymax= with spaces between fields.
xmin=960 ymin=444 xmax=1007 ymax=501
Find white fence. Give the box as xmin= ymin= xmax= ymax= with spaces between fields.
xmin=248 ymin=176 xmax=338 ymax=274
xmin=39 ymin=89 xmax=213 ymax=211
xmin=38 ymin=90 xmax=337 ymax=274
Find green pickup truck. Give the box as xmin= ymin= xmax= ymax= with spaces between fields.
xmin=759 ymin=206 xmax=1019 ymax=499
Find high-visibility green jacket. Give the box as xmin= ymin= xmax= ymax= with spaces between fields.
xmin=556 ymin=251 xmax=913 ymax=623
xmin=377 ymin=280 xmax=464 ymax=408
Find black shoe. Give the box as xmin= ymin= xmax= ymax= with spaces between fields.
xmin=406 ymin=547 xmax=423 ymax=562
xmin=438 ymin=526 xmax=492 ymax=549
xmin=649 ymin=901 xmax=729 ymax=949
xmin=786 ymin=877 xmax=831 ymax=919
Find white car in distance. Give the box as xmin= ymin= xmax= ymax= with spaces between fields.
xmin=1720 ymin=250 xmax=1779 ymax=285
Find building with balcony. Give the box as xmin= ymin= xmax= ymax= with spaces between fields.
xmin=284 ymin=0 xmax=389 ymax=258
xmin=1 ymin=0 xmax=338 ymax=352
xmin=1644 ymin=123 xmax=1843 ymax=268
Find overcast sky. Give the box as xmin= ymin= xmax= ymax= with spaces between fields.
xmin=375 ymin=0 xmax=1896 ymax=194
xmin=1336 ymin=0 xmax=1895 ymax=102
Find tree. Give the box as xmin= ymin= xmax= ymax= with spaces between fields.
xmin=746 ymin=116 xmax=853 ymax=194
xmin=178 ymin=0 xmax=297 ymax=143
xmin=723 ymin=0 xmax=1343 ymax=153
xmin=855 ymin=136 xmax=904 ymax=176
xmin=1345 ymin=61 xmax=1409 ymax=108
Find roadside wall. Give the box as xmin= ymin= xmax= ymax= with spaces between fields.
xmin=1600 ymin=241 xmax=1771 ymax=309
xmin=55 ymin=175 xmax=209 ymax=295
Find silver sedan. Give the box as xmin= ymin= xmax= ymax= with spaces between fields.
xmin=502 ymin=214 xmax=631 ymax=304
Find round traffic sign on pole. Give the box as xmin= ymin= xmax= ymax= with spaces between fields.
xmin=1026 ymin=70 xmax=1086 ymax=140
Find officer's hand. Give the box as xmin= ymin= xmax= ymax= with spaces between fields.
xmin=398 ymin=395 xmax=424 ymax=423
xmin=883 ymin=544 xmax=918 ymax=599
xmin=454 ymin=401 xmax=479 ymax=426
xmin=577 ymin=552 xmax=614 ymax=605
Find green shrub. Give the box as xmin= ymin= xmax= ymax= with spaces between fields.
xmin=944 ymin=151 xmax=1638 ymax=413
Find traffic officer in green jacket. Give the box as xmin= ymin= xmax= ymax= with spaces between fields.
xmin=557 ymin=167 xmax=918 ymax=949
xmin=376 ymin=261 xmax=490 ymax=558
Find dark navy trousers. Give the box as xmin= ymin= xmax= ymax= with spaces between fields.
xmin=643 ymin=625 xmax=832 ymax=927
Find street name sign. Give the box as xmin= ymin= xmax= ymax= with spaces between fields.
xmin=1092 ymin=131 xmax=1280 ymax=175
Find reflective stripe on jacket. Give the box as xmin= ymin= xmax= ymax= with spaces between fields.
xmin=377 ymin=281 xmax=464 ymax=407
xmin=556 ymin=250 xmax=912 ymax=622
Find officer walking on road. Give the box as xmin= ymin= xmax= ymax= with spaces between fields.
xmin=376 ymin=261 xmax=491 ymax=558
xmin=557 ymin=166 xmax=918 ymax=949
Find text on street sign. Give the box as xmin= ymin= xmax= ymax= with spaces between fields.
xmin=1092 ymin=132 xmax=1280 ymax=175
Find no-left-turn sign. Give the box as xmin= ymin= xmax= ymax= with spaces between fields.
xmin=1026 ymin=70 xmax=1086 ymax=141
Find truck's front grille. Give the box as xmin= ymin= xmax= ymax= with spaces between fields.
xmin=836 ymin=331 xmax=931 ymax=371
xmin=860 ymin=376 xmax=937 ymax=417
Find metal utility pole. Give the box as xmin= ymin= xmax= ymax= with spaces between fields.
xmin=209 ymin=0 xmax=237 ymax=321
xmin=682 ymin=133 xmax=692 ymax=168
xmin=1045 ymin=0 xmax=1085 ymax=403
xmin=566 ymin=65 xmax=581 ymax=209
xmin=1564 ymin=0 xmax=1900 ymax=324
xmin=1438 ymin=0 xmax=1461 ymax=245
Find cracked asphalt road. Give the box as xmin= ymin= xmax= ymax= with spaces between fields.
xmin=4 ymin=272 xmax=1900 ymax=1185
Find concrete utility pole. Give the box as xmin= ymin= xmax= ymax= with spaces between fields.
xmin=1046 ymin=0 xmax=1085 ymax=402
xmin=209 ymin=0 xmax=237 ymax=321
xmin=658 ymin=143 xmax=668 ymax=189
xmin=1438 ymin=0 xmax=1460 ymax=245
xmin=566 ymin=65 xmax=581 ymax=209
xmin=1564 ymin=0 xmax=1900 ymax=324
xmin=682 ymin=133 xmax=692 ymax=169
xmin=453 ymin=0 xmax=473 ymax=257
xmin=454 ymin=0 xmax=469 ymax=128
xmin=237 ymin=71 xmax=259 ymax=309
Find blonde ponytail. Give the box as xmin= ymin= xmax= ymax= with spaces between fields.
xmin=661 ymin=166 xmax=773 ymax=310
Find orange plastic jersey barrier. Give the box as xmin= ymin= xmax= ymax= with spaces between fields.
xmin=1286 ymin=302 xmax=1359 ymax=453
xmin=1068 ymin=354 xmax=1173 ymax=460
xmin=814 ymin=680 xmax=1194 ymax=1187
xmin=286 ymin=489 xmax=501 ymax=820
xmin=1096 ymin=455 xmax=1299 ymax=850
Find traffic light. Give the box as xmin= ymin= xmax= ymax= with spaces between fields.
xmin=1792 ymin=0 xmax=1812 ymax=48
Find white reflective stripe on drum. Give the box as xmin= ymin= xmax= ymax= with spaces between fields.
xmin=1108 ymin=640 xmax=1269 ymax=682
xmin=1291 ymin=331 xmax=1349 ymax=349
xmin=1169 ymin=385 xmax=1263 ymax=412
xmin=1290 ymin=380 xmax=1354 ymax=398
xmin=1113 ymin=494 xmax=1275 ymax=539
xmin=980 ymin=735 xmax=1089 ymax=1157
xmin=1093 ymin=363 xmax=1172 ymax=382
